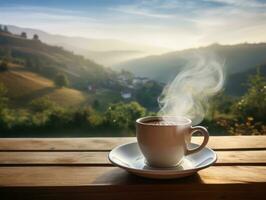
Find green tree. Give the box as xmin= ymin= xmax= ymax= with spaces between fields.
xmin=232 ymin=68 xmax=266 ymax=122
xmin=88 ymin=113 xmax=104 ymax=128
xmin=33 ymin=34 xmax=39 ymax=40
xmin=0 ymin=59 xmax=8 ymax=71
xmin=73 ymin=107 xmax=94 ymax=127
xmin=30 ymin=97 xmax=57 ymax=113
xmin=92 ymin=99 xmax=100 ymax=109
xmin=54 ymin=73 xmax=69 ymax=88
xmin=208 ymin=92 xmax=236 ymax=119
xmin=21 ymin=32 xmax=27 ymax=39
xmin=0 ymin=83 xmax=9 ymax=131
xmin=0 ymin=82 xmax=8 ymax=109
xmin=136 ymin=81 xmax=163 ymax=109
xmin=105 ymin=101 xmax=146 ymax=129
xmin=45 ymin=107 xmax=72 ymax=128
xmin=120 ymin=69 xmax=134 ymax=84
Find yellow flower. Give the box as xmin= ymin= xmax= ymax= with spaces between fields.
xmin=247 ymin=117 xmax=254 ymax=121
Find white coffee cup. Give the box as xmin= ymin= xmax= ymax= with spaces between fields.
xmin=136 ymin=116 xmax=209 ymax=168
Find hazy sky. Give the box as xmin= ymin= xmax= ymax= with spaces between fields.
xmin=0 ymin=0 xmax=266 ymax=50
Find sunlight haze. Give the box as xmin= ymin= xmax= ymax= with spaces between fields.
xmin=0 ymin=0 xmax=266 ymax=51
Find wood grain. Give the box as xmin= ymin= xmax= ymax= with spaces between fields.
xmin=0 ymin=166 xmax=266 ymax=187
xmin=0 ymin=136 xmax=266 ymax=151
xmin=0 ymin=152 xmax=107 ymax=165
xmin=216 ymin=151 xmax=266 ymax=165
xmin=0 ymin=151 xmax=266 ymax=165
xmin=0 ymin=137 xmax=265 ymax=200
xmin=1 ymin=187 xmax=266 ymax=200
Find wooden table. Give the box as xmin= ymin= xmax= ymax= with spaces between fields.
xmin=0 ymin=136 xmax=266 ymax=200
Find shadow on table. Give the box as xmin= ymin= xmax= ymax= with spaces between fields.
xmin=92 ymin=168 xmax=203 ymax=185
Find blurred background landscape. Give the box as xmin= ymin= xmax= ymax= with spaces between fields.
xmin=0 ymin=0 xmax=265 ymax=137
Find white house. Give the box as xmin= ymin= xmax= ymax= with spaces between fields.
xmin=121 ymin=91 xmax=132 ymax=99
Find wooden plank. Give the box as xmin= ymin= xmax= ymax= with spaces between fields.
xmin=0 ymin=152 xmax=107 ymax=165
xmin=216 ymin=151 xmax=266 ymax=165
xmin=0 ymin=136 xmax=266 ymax=151
xmin=1 ymin=186 xmax=266 ymax=200
xmin=0 ymin=166 xmax=266 ymax=187
xmin=0 ymin=137 xmax=134 ymax=151
xmin=0 ymin=151 xmax=266 ymax=165
xmin=0 ymin=137 xmax=135 ymax=151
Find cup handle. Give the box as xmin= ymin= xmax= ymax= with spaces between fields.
xmin=185 ymin=126 xmax=209 ymax=155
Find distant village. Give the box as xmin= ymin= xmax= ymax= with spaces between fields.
xmin=0 ymin=24 xmax=161 ymax=103
xmin=87 ymin=72 xmax=152 ymax=100
xmin=118 ymin=76 xmax=150 ymax=100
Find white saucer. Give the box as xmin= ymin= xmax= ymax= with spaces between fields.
xmin=108 ymin=142 xmax=217 ymax=179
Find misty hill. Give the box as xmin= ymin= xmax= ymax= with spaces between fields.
xmin=0 ymin=63 xmax=88 ymax=107
xmin=7 ymin=25 xmax=168 ymax=66
xmin=115 ymin=43 xmax=266 ymax=83
xmin=0 ymin=30 xmax=130 ymax=109
xmin=77 ymin=50 xmax=149 ymax=66
xmin=0 ymin=31 xmax=111 ymax=88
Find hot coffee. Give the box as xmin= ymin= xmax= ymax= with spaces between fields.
xmin=145 ymin=120 xmax=178 ymax=126
xmin=136 ymin=116 xmax=209 ymax=168
xmin=143 ymin=117 xmax=190 ymax=126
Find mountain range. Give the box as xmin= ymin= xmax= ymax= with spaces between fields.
xmin=115 ymin=43 xmax=266 ymax=95
xmin=115 ymin=43 xmax=266 ymax=80
xmin=7 ymin=25 xmax=168 ymax=66
xmin=2 ymin=24 xmax=266 ymax=97
xmin=0 ymin=30 xmax=118 ymax=107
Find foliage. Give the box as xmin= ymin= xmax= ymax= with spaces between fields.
xmin=0 ymin=31 xmax=110 ymax=90
xmin=72 ymin=106 xmax=104 ymax=128
xmin=54 ymin=73 xmax=69 ymax=88
xmin=207 ymin=92 xmax=236 ymax=120
xmin=232 ymin=70 xmax=266 ymax=122
xmin=0 ymin=58 xmax=9 ymax=71
xmin=87 ymin=112 xmax=104 ymax=128
xmin=105 ymin=101 xmax=146 ymax=129
xmin=216 ymin=117 xmax=266 ymax=135
xmin=25 ymin=57 xmax=58 ymax=77
xmin=1 ymin=64 xmax=265 ymax=135
xmin=72 ymin=107 xmax=94 ymax=126
xmin=33 ymin=34 xmax=39 ymax=40
xmin=0 ymin=29 xmax=265 ymax=136
xmin=92 ymin=99 xmax=100 ymax=109
xmin=135 ymin=81 xmax=163 ymax=110
xmin=216 ymin=70 xmax=266 ymax=135
xmin=0 ymin=99 xmax=148 ymax=133
xmin=21 ymin=32 xmax=27 ymax=39
xmin=29 ymin=97 xmax=58 ymax=112
xmin=120 ymin=69 xmax=134 ymax=84
xmin=212 ymin=93 xmax=236 ymax=114
xmin=0 ymin=82 xmax=8 ymax=109
xmin=45 ymin=107 xmax=73 ymax=128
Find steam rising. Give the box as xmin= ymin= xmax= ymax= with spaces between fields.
xmin=158 ymin=53 xmax=225 ymax=125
